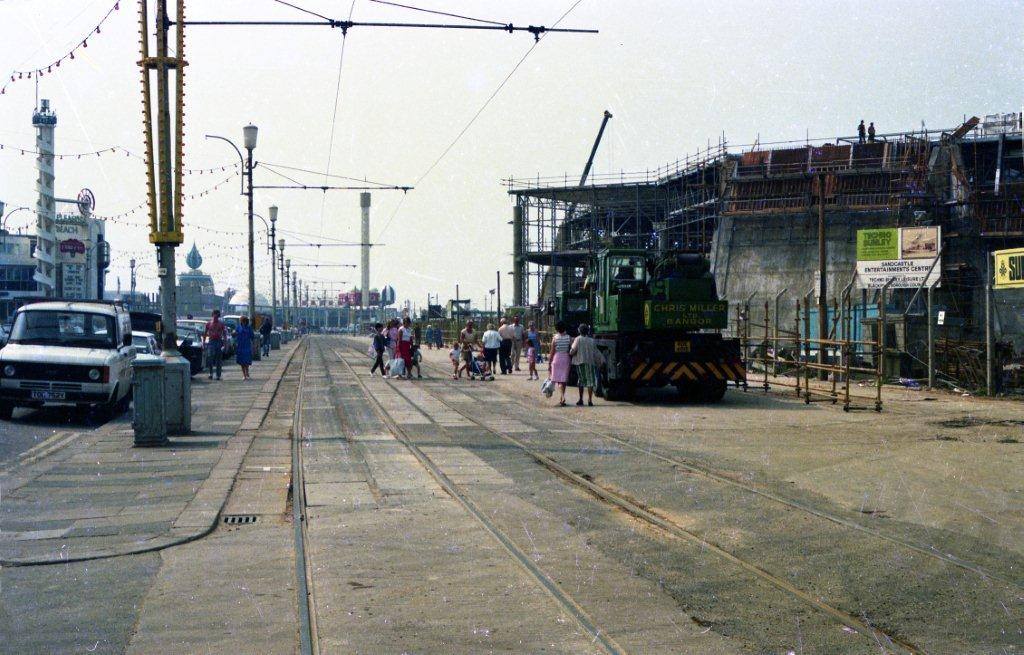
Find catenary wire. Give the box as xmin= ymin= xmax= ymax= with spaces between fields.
xmin=368 ymin=0 xmax=506 ymax=26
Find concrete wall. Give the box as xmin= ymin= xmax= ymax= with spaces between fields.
xmin=711 ymin=211 xmax=896 ymax=327
xmin=710 ymin=212 xmax=1024 ymax=351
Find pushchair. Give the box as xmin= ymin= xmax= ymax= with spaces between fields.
xmin=469 ymin=355 xmax=494 ymax=381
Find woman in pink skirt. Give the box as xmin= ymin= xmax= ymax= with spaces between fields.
xmin=548 ymin=321 xmax=573 ymax=406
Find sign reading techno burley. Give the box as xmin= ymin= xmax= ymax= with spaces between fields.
xmin=855 ymin=226 xmax=941 ymax=289
xmin=993 ymin=247 xmax=1024 ymax=289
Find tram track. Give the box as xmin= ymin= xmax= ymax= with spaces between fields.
xmin=329 ymin=339 xmax=921 ymax=654
xmin=318 ymin=338 xmax=625 ymax=654
xmin=401 ymin=345 xmax=1021 ymax=592
xmin=290 ymin=339 xmax=320 ymax=655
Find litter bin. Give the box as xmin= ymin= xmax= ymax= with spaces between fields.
xmin=253 ymin=334 xmax=262 ymax=361
xmin=271 ymin=331 xmax=281 ymax=350
xmin=132 ymin=355 xmax=168 ymax=447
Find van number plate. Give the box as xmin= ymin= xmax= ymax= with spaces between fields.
xmin=674 ymin=340 xmax=691 ymax=353
xmin=31 ymin=390 xmax=65 ymax=401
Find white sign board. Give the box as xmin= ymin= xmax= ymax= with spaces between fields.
xmin=855 ymin=226 xmax=941 ymax=289
xmin=61 ymin=263 xmax=88 ymax=299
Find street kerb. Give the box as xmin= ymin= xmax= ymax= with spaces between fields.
xmin=0 ymin=340 xmax=303 ymax=567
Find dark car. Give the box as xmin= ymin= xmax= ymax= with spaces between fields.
xmin=129 ymin=311 xmax=205 ymax=376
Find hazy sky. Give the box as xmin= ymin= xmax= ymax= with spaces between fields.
xmin=1 ymin=1 xmax=1022 ymax=309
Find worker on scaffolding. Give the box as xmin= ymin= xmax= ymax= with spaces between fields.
xmin=857 ymin=120 xmax=866 ymax=144
xmin=868 ymin=122 xmax=876 ymax=143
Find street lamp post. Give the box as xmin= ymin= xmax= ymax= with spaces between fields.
xmin=279 ymin=240 xmax=287 ymax=327
xmin=285 ymin=258 xmax=292 ymax=327
xmin=243 ymin=124 xmax=258 ymax=327
xmin=205 ymin=125 xmax=258 ymax=326
xmin=269 ymin=205 xmax=278 ymax=326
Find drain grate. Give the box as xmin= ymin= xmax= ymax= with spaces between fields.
xmin=222 ymin=514 xmax=258 ymax=525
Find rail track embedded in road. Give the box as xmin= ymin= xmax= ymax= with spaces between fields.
xmin=402 ymin=342 xmax=1021 ymax=592
xmin=322 ymin=339 xmax=626 ymax=655
xmin=330 ymin=339 xmax=924 ymax=653
xmin=291 ymin=339 xmax=320 ymax=655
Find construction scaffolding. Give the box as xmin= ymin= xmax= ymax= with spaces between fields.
xmin=508 ymin=142 xmax=727 ymax=306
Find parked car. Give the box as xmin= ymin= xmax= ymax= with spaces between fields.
xmin=175 ymin=323 xmax=206 ymax=376
xmin=131 ymin=330 xmax=160 ymax=355
xmin=0 ymin=301 xmax=135 ymax=419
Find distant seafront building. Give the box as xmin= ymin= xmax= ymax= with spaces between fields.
xmin=32 ymin=100 xmax=58 ymax=296
xmin=177 ymin=243 xmax=231 ymax=317
xmin=0 ymin=233 xmax=38 ymax=321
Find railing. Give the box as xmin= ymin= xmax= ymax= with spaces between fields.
xmin=735 ymin=281 xmax=891 ymax=412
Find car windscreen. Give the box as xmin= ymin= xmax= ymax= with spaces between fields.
xmin=10 ymin=311 xmax=118 ymax=349
xmin=131 ymin=335 xmax=152 ymax=351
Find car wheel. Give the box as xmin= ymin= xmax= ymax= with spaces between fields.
xmin=0 ymin=401 xmax=14 ymax=420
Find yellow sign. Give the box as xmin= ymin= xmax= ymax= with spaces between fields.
xmin=994 ymin=248 xmax=1024 ymax=289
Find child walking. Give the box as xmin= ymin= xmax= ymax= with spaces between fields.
xmin=527 ymin=344 xmax=539 ymax=380
xmin=449 ymin=343 xmax=462 ymax=379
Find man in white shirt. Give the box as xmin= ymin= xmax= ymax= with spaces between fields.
xmin=481 ymin=323 xmax=501 ymax=379
xmin=511 ymin=315 xmax=525 ymax=371
xmin=497 ymin=318 xmax=515 ymax=374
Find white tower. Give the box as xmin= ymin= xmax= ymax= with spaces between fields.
xmin=32 ymin=99 xmax=57 ymax=296
xmin=360 ymin=192 xmax=371 ymax=308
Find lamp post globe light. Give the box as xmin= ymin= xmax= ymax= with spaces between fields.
xmin=243 ymin=124 xmax=258 ymax=329
xmin=279 ymin=238 xmax=287 ymax=327
xmin=204 ymin=125 xmax=259 ymax=332
xmin=269 ymin=205 xmax=278 ymax=327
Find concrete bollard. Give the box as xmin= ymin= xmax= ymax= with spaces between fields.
xmin=163 ymin=355 xmax=192 ymax=435
xmin=132 ymin=356 xmax=168 ymax=447
xmin=271 ymin=331 xmax=281 ymax=350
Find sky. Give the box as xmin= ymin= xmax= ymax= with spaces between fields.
xmin=1 ymin=0 xmax=1022 ymax=311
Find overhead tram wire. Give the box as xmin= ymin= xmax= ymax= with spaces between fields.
xmin=318 ymin=0 xmax=358 ymax=250
xmin=377 ymin=0 xmax=589 ymax=239
xmin=259 ymin=162 xmax=411 ymax=191
xmin=260 ymin=161 xmax=402 ymax=188
xmin=368 ymin=0 xmax=506 ymax=26
xmin=270 ymin=0 xmax=333 ymax=22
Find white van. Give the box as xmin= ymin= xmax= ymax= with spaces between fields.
xmin=0 ymin=301 xmax=135 ymax=419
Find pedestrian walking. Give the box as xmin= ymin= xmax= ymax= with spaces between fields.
xmin=497 ymin=318 xmax=514 ymax=374
xmin=410 ymin=341 xmax=422 ymax=379
xmin=449 ymin=342 xmax=462 ymax=379
xmin=570 ymin=324 xmax=604 ymax=406
xmin=527 ymin=322 xmax=541 ymax=364
xmin=458 ymin=320 xmax=477 ymax=379
xmin=548 ymin=321 xmax=573 ymax=406
xmin=482 ymin=323 xmax=501 ymax=378
xmin=259 ymin=314 xmax=273 ymax=357
xmin=370 ymin=322 xmax=386 ymax=376
xmin=527 ymin=342 xmax=539 ymax=380
xmin=857 ymin=119 xmax=866 ymax=144
xmin=235 ymin=316 xmax=255 ymax=381
xmin=387 ymin=320 xmax=400 ymax=361
xmin=425 ymin=325 xmax=435 ymax=350
xmin=399 ymin=317 xmax=414 ymax=379
xmin=868 ymin=121 xmax=876 ymax=143
xmin=511 ymin=315 xmax=525 ymax=371
xmin=203 ymin=309 xmax=227 ymax=381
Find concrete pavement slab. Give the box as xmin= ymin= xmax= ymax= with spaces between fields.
xmin=0 ymin=341 xmax=301 ymax=566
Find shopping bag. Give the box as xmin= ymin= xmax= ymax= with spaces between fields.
xmin=389 ymin=357 xmax=406 ymax=377
xmin=540 ymin=378 xmax=554 ymax=397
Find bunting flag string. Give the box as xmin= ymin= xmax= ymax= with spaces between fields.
xmin=0 ymin=142 xmax=240 ymax=175
xmin=96 ymin=171 xmax=241 ymax=224
xmin=1 ymin=1 xmax=121 ymax=96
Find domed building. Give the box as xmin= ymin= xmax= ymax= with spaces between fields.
xmin=176 ymin=244 xmax=230 ymax=317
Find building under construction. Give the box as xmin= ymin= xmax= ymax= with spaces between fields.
xmin=508 ymin=114 xmax=1024 ymax=389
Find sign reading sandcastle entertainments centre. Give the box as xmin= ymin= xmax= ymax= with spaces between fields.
xmin=855 ymin=226 xmax=941 ymax=289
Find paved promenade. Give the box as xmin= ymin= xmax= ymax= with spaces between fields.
xmin=0 ymin=341 xmax=299 ymax=565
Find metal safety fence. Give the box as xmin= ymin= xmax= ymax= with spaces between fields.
xmin=735 ymin=280 xmax=895 ymax=412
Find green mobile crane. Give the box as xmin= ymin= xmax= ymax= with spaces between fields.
xmin=557 ymin=248 xmax=745 ymax=402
